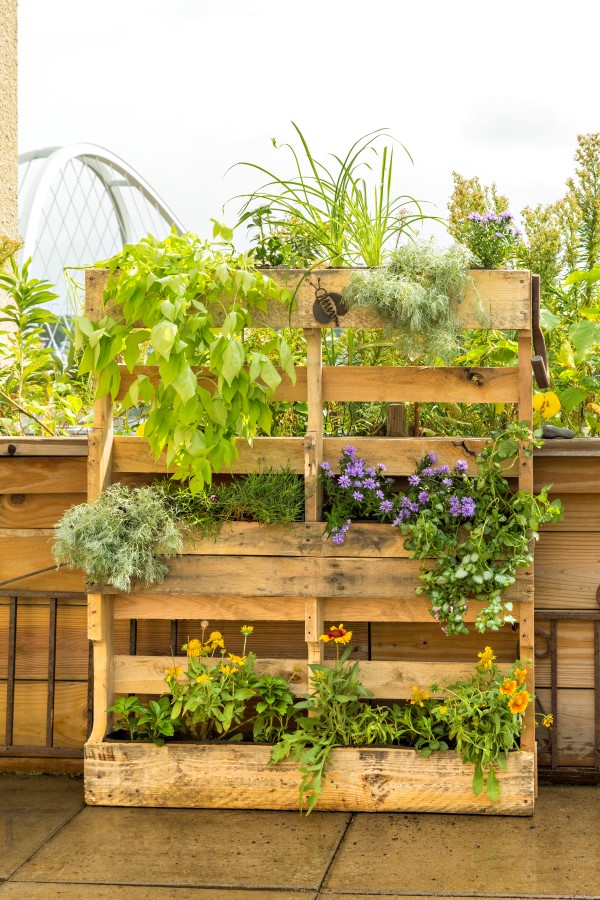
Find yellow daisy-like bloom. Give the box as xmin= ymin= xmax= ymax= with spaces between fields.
xmin=533 ymin=391 xmax=561 ymax=420
xmin=500 ymin=678 xmax=518 ymax=696
xmin=219 ymin=664 xmax=237 ymax=676
xmin=164 ymin=665 xmax=183 ymax=679
xmin=477 ymin=646 xmax=496 ymax=670
xmin=514 ymin=666 xmax=528 ymax=686
xmin=240 ymin=625 xmax=254 ymax=636
xmin=186 ymin=639 xmax=202 ymax=658
xmin=319 ymin=624 xmax=353 ymax=645
xmin=196 ymin=673 xmax=212 ymax=684
xmin=438 ymin=705 xmax=447 ymax=715
xmin=228 ymin=654 xmax=247 ymax=666
xmin=543 ymin=714 xmax=554 ymax=728
xmin=410 ymin=686 xmax=430 ymax=707
xmin=508 ymin=690 xmax=531 ymax=714
xmin=209 ymin=631 xmax=225 ymax=650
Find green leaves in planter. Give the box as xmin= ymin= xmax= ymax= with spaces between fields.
xmin=75 ymin=229 xmax=296 ymax=491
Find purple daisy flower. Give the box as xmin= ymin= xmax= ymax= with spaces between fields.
xmin=352 ymin=491 xmax=364 ymax=501
xmin=331 ymin=533 xmax=345 ymax=545
xmin=363 ymin=477 xmax=377 ymax=490
xmin=375 ymin=490 xmax=384 ymax=499
xmin=461 ymin=497 xmax=476 ymax=518
xmin=320 ymin=462 xmax=331 ymax=471
xmin=442 ymin=477 xmax=453 ymax=487
xmin=433 ymin=464 xmax=450 ymax=475
xmin=455 ymin=460 xmax=468 ymax=473
xmin=418 ymin=490 xmax=430 ymax=504
xmin=427 ymin=452 xmax=437 ymax=464
xmin=422 ymin=467 xmax=433 ymax=476
xmin=408 ymin=474 xmax=421 ymax=486
xmin=379 ymin=500 xmax=394 ymax=513
xmin=338 ymin=475 xmax=351 ymax=488
xmin=376 ymin=463 xmax=387 ymax=472
xmin=343 ymin=445 xmax=356 ymax=457
xmin=449 ymin=495 xmax=462 ymax=517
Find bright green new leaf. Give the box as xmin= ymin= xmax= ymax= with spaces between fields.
xmin=151 ymin=321 xmax=177 ymax=360
xmin=172 ymin=365 xmax=197 ymax=404
xmin=221 ymin=339 xmax=245 ymax=384
xmin=260 ymin=358 xmax=282 ymax=393
xmin=569 ymin=319 xmax=600 ymax=352
xmin=539 ymin=308 xmax=561 ymax=332
xmin=557 ymin=385 xmax=589 ymax=413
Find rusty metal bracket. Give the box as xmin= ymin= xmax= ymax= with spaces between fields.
xmin=310 ymin=278 xmax=347 ymax=326
xmin=531 ymin=274 xmax=551 ymax=389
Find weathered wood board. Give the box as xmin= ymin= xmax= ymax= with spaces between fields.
xmin=84 ymin=741 xmax=535 ymax=814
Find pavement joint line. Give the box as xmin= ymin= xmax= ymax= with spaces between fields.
xmin=1 ymin=803 xmax=85 ymax=884
xmin=316 ymin=891 xmax=600 ymax=899
xmin=315 ymin=812 xmax=355 ymax=895
xmin=5 ymin=879 xmax=319 ymax=893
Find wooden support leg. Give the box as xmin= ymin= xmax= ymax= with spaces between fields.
xmin=87 ymin=592 xmax=114 ymax=742
xmin=305 ymin=597 xmax=324 ymax=667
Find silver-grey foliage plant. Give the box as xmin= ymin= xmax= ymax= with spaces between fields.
xmin=342 ymin=240 xmax=475 ymax=361
xmin=53 ymin=484 xmax=183 ymax=592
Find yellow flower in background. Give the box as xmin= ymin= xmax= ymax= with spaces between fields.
xmin=543 ymin=714 xmax=554 ymax=728
xmin=514 ymin=666 xmax=528 ymax=686
xmin=209 ymin=631 xmax=225 ymax=649
xmin=196 ymin=673 xmax=212 ymax=684
xmin=438 ymin=705 xmax=447 ymax=715
xmin=500 ymin=678 xmax=517 ymax=696
xmin=186 ymin=639 xmax=202 ymax=658
xmin=228 ymin=654 xmax=247 ymax=666
xmin=240 ymin=625 xmax=254 ymax=636
xmin=410 ymin=686 xmax=430 ymax=707
xmin=533 ymin=391 xmax=561 ymax=420
xmin=319 ymin=624 xmax=353 ymax=645
xmin=164 ymin=665 xmax=183 ymax=678
xmin=508 ymin=690 xmax=531 ymax=714
xmin=219 ymin=664 xmax=237 ymax=676
xmin=477 ymin=646 xmax=496 ymax=670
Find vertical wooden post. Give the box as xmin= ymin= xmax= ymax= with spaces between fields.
xmin=87 ymin=391 xmax=115 ymax=742
xmin=386 ymin=403 xmax=407 ymax=437
xmin=517 ymin=326 xmax=535 ymax=753
xmin=304 ymin=328 xmax=324 ymax=666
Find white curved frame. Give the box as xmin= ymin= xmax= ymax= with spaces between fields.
xmin=19 ymin=143 xmax=186 ymax=265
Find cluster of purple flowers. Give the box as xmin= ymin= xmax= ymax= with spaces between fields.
xmin=459 ymin=209 xmax=522 ymax=268
xmin=393 ymin=454 xmax=477 ymax=526
xmin=321 ymin=446 xmax=396 ymax=544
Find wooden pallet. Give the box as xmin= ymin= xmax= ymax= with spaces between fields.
xmin=84 ymin=267 xmax=536 ymax=813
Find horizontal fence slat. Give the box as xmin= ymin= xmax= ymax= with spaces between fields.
xmin=86 ymin=267 xmax=532 ymax=331
xmin=534 ymin=533 xmax=600 ymax=611
xmin=0 ymin=458 xmax=87 ymax=495
xmin=0 ymin=437 xmax=88 ymax=457
xmin=0 ymin=494 xmax=85 ymax=529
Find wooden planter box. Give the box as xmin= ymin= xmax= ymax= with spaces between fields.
xmin=84 ymin=267 xmax=538 ymax=815
xmin=84 ymin=741 xmax=535 ymax=815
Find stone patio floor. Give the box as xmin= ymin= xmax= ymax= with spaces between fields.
xmin=0 ymin=776 xmax=599 ymax=899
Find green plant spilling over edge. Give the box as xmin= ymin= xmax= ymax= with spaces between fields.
xmin=53 ymin=472 xmax=305 ymax=591
xmin=75 ymin=228 xmax=296 ymax=491
xmin=112 ymin=623 xmax=552 ymax=811
xmin=320 ymin=425 xmax=563 ymax=634
xmin=233 ymin=123 xmax=435 ymax=267
xmin=341 ymin=240 xmax=476 ymax=362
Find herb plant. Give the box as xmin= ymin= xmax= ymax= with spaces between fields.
xmin=455 ymin=210 xmax=522 ymax=269
xmin=53 ymin=483 xmax=183 ymax=592
xmin=75 ymin=228 xmax=296 ymax=491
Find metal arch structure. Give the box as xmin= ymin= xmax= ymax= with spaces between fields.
xmin=18 ymin=143 xmax=187 ymax=351
xmin=20 ymin=143 xmax=186 ymax=262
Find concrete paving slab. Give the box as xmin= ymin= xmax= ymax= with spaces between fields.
xmin=13 ymin=807 xmax=349 ymax=891
xmin=324 ymin=785 xmax=600 ymax=899
xmin=0 ymin=885 xmax=315 ymax=899
xmin=0 ymin=776 xmax=84 ymax=880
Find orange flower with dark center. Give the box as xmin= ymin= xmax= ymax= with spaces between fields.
xmin=508 ymin=690 xmax=531 ymax=714
xmin=319 ymin=624 xmax=352 ymax=645
xmin=500 ymin=678 xmax=517 ymax=696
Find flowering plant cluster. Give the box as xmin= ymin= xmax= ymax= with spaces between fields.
xmin=320 ymin=446 xmax=395 ymax=543
xmin=321 ymin=425 xmax=563 ymax=635
xmin=456 ymin=209 xmax=522 ymax=269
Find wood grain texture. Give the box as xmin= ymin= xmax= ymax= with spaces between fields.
xmin=86 ymin=267 xmax=532 ymax=332
xmin=536 ymin=688 xmax=596 ymax=767
xmin=0 ymin=681 xmax=88 ymax=748
xmin=534 ymin=533 xmax=600 ymax=610
xmin=533 ymin=457 xmax=600 ymax=492
xmin=84 ymin=741 xmax=534 ymax=814
xmin=0 ymin=600 xmax=89 ymax=680
xmin=0 ymin=493 xmax=85 ymax=528
xmin=535 ymin=620 xmax=597 ymax=689
xmin=0 ymin=457 xmax=87 ymax=494
xmin=541 ymin=494 xmax=600 ymax=532
xmin=0 ymin=437 xmax=87 ymax=457
xmin=0 ymin=535 xmax=84 ymax=592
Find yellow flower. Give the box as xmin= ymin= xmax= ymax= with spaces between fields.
xmin=508 ymin=690 xmax=531 ymax=714
xmin=196 ymin=673 xmax=212 ymax=684
xmin=164 ymin=665 xmax=183 ymax=679
xmin=514 ymin=666 xmax=528 ymax=686
xmin=438 ymin=705 xmax=447 ymax=715
xmin=477 ymin=646 xmax=496 ymax=670
xmin=219 ymin=664 xmax=237 ymax=676
xmin=186 ymin=639 xmax=202 ymax=658
xmin=410 ymin=686 xmax=430 ymax=707
xmin=533 ymin=391 xmax=561 ymax=420
xmin=240 ymin=625 xmax=254 ymax=636
xmin=209 ymin=631 xmax=225 ymax=650
xmin=500 ymin=678 xmax=517 ymax=696
xmin=319 ymin=624 xmax=353 ymax=645
xmin=543 ymin=714 xmax=554 ymax=728
xmin=228 ymin=654 xmax=247 ymax=666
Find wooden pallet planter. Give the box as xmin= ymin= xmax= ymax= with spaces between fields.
xmin=84 ymin=267 xmax=537 ymax=814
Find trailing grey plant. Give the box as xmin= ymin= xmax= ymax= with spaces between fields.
xmin=53 ymin=483 xmax=183 ymax=592
xmin=341 ymin=240 xmax=476 ymax=362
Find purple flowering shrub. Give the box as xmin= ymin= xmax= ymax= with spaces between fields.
xmin=457 ymin=210 xmax=522 ymax=269
xmin=320 ymin=446 xmax=396 ymax=544
xmin=394 ymin=425 xmax=563 ymax=635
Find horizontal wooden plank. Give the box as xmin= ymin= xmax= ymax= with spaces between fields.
xmin=541 ymin=494 xmax=600 ymax=532
xmin=535 ymin=620 xmax=596 ymax=689
xmin=86 ymin=267 xmax=532 ymax=332
xmin=113 ymin=435 xmax=516 ymax=477
xmin=0 ymin=493 xmax=85 ymax=529
xmin=0 ymin=601 xmax=89 ymax=680
xmin=0 ymin=681 xmax=88 ymax=748
xmin=534 ymin=533 xmax=600 ymax=610
xmin=113 ymin=655 xmax=508 ymax=699
xmin=183 ymin=522 xmax=411 ymax=558
xmin=535 ymin=439 xmax=600 ymax=457
xmin=0 ymin=457 xmax=87 ymax=495
xmin=536 ymin=688 xmax=596 ymax=767
xmin=116 ymin=364 xmax=520 ymax=406
xmin=371 ymin=622 xmax=521 ymax=662
xmin=0 ymin=757 xmax=83 ymax=774
xmin=101 ymin=555 xmax=533 ymax=603
xmin=533 ymin=457 xmax=600 ymax=493
xmin=84 ymin=741 xmax=534 ymax=813
xmin=0 ymin=536 xmax=85 ymax=593
xmin=0 ymin=437 xmax=87 ymax=457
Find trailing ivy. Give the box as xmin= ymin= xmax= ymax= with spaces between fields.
xmin=75 ymin=227 xmax=296 ymax=491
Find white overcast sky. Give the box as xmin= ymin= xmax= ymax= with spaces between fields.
xmin=17 ymin=0 xmax=599 ymax=245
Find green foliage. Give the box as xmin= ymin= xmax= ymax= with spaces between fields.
xmin=74 ymin=228 xmax=296 ymax=491
xmin=135 ymin=697 xmax=177 ymax=747
xmin=0 ymin=256 xmax=92 ymax=436
xmin=454 ymin=211 xmax=522 ymax=269
xmin=447 ymin=172 xmax=510 ymax=240
xmin=320 ymin=446 xmax=395 ymax=542
xmin=341 ymin=240 xmax=473 ymax=362
xmin=234 ymin=123 xmax=432 ymax=267
xmin=243 ymin=207 xmax=321 ymax=267
xmin=53 ymin=483 xmax=183 ymax=592
xmin=107 ymin=696 xmax=146 ymax=741
xmin=398 ymin=425 xmax=563 ymax=634
xmin=158 ymin=466 xmax=305 ymax=540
